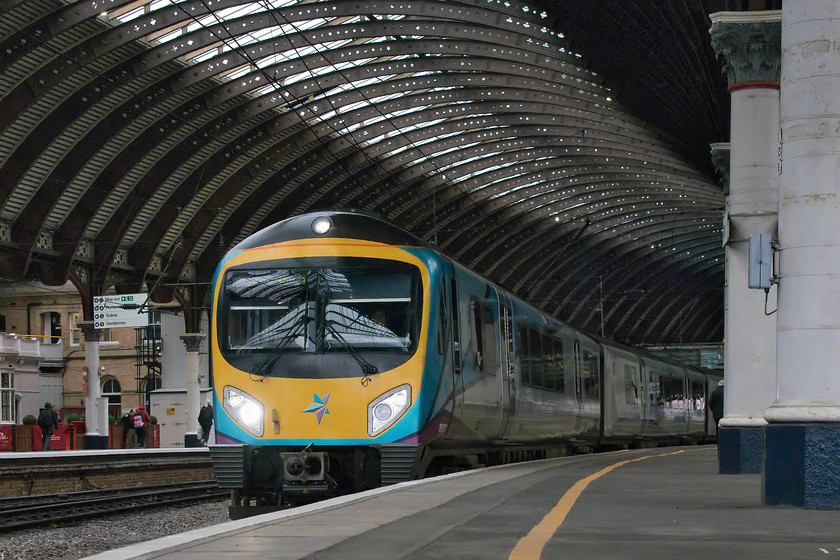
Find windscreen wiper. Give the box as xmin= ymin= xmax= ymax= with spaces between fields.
xmin=251 ymin=312 xmax=309 ymax=380
xmin=321 ymin=318 xmax=378 ymax=375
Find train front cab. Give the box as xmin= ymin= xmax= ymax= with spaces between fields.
xmin=209 ymin=239 xmax=440 ymax=516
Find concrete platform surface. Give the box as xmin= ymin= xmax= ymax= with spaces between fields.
xmin=82 ymin=446 xmax=840 ymax=560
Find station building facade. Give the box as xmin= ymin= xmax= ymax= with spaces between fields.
xmin=0 ymin=282 xmax=163 ymax=426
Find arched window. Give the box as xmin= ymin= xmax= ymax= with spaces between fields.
xmin=140 ymin=375 xmax=161 ymax=409
xmin=101 ymin=377 xmax=121 ymax=421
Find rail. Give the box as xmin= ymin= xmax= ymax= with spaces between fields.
xmin=0 ymin=481 xmax=226 ymax=531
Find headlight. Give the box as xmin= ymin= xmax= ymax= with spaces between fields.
xmin=368 ymin=384 xmax=411 ymax=436
xmin=223 ymin=386 xmax=264 ymax=437
xmin=311 ymin=216 xmax=332 ymax=235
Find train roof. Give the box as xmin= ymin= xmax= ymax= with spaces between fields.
xmin=232 ymin=212 xmax=716 ymax=378
xmin=232 ymin=211 xmax=431 ymax=251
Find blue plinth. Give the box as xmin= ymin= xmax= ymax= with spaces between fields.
xmin=717 ymin=425 xmax=764 ymax=474
xmin=83 ymin=434 xmax=109 ymax=449
xmin=763 ymin=423 xmax=840 ymax=509
xmin=185 ymin=433 xmax=202 ymax=448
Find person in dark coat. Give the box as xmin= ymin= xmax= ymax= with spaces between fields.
xmin=120 ymin=409 xmax=136 ymax=448
xmin=38 ymin=402 xmax=60 ymax=451
xmin=132 ymin=406 xmax=152 ymax=448
xmin=708 ymin=379 xmax=724 ymax=425
xmin=198 ymin=400 xmax=214 ymax=445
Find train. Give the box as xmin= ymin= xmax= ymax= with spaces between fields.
xmin=207 ymin=211 xmax=721 ymax=517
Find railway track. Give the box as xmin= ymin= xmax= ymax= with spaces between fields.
xmin=0 ymin=481 xmax=227 ymax=531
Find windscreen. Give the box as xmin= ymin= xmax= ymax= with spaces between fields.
xmin=219 ymin=258 xmax=422 ymax=378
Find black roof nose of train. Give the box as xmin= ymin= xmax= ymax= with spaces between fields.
xmin=233 ymin=211 xmax=428 ymax=251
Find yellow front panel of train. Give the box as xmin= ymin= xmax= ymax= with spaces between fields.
xmin=211 ymin=238 xmax=431 ymax=443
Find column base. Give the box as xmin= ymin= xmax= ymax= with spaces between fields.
xmin=764 ymin=423 xmax=840 ymax=509
xmin=185 ymin=433 xmax=202 ymax=448
xmin=718 ymin=425 xmax=764 ymax=474
xmin=83 ymin=435 xmax=109 ymax=450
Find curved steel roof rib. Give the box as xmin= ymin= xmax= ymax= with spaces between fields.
xmin=0 ymin=0 xmax=732 ymax=344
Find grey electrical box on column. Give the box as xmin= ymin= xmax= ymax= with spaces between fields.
xmin=748 ymin=233 xmax=773 ymax=290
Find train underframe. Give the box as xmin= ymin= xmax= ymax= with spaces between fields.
xmin=209 ymin=435 xmax=702 ymax=519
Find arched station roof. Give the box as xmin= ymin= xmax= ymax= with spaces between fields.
xmin=0 ymin=0 xmax=754 ymax=344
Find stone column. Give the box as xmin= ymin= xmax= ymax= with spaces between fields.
xmin=79 ymin=321 xmax=108 ymax=449
xmin=764 ymin=1 xmax=840 ymax=508
xmin=180 ymin=334 xmax=206 ymax=448
xmin=710 ymin=11 xmax=781 ymax=474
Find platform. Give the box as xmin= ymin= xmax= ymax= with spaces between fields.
xmin=82 ymin=446 xmax=840 ymax=560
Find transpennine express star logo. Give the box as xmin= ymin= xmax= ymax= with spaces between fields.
xmin=303 ymin=393 xmax=330 ymax=424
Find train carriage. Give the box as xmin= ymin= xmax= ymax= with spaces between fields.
xmin=208 ymin=211 xmax=719 ymax=517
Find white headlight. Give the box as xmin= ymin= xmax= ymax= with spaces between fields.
xmin=239 ymin=401 xmax=263 ymax=425
xmin=312 ymin=216 xmax=332 ymax=235
xmin=223 ymin=386 xmax=265 ymax=437
xmin=368 ymin=385 xmax=411 ymax=436
xmin=373 ymin=403 xmax=393 ymax=422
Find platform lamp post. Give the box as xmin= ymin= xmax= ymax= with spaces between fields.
xmin=78 ymin=321 xmax=109 ymax=449
xmin=180 ymin=333 xmax=206 ymax=448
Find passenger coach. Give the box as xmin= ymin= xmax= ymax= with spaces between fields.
xmin=208 ymin=211 xmax=719 ymax=517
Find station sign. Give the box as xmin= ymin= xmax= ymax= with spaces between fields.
xmin=92 ymin=293 xmax=149 ymax=329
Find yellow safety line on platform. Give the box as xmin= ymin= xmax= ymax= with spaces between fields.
xmin=508 ymin=450 xmax=685 ymax=560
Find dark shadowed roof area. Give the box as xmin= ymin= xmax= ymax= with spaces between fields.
xmin=0 ymin=0 xmax=773 ymax=344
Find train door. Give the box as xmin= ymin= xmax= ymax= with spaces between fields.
xmin=448 ymin=276 xmax=464 ymax=421
xmin=433 ymin=271 xmax=461 ymax=439
xmin=573 ymin=337 xmax=600 ymax=437
xmin=573 ymin=339 xmax=584 ymax=420
xmin=639 ymin=359 xmax=651 ymax=431
xmin=496 ymin=293 xmax=515 ymax=439
xmin=461 ymin=293 xmax=502 ymax=438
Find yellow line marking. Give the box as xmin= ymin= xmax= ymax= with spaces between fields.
xmin=508 ymin=450 xmax=685 ymax=560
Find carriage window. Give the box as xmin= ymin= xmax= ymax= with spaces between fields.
xmin=539 ymin=334 xmax=554 ymax=389
xmin=656 ymin=375 xmax=671 ymax=408
xmin=692 ymin=381 xmax=705 ymax=411
xmin=520 ymin=325 xmax=566 ymax=392
xmin=528 ymin=330 xmax=544 ymax=387
xmin=649 ymin=373 xmax=663 ymax=407
xmin=581 ymin=348 xmax=599 ymax=400
xmin=545 ymin=337 xmax=565 ymax=392
xmin=662 ymin=375 xmax=685 ymax=409
xmin=470 ymin=299 xmax=497 ymax=374
xmin=654 ymin=373 xmax=681 ymax=408
xmin=668 ymin=376 xmax=687 ymax=410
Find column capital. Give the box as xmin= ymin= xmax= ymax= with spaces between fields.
xmin=709 ymin=11 xmax=781 ymax=89
xmin=179 ymin=333 xmax=206 ymax=353
xmin=709 ymin=142 xmax=731 ymax=195
xmin=76 ymin=321 xmax=103 ymax=342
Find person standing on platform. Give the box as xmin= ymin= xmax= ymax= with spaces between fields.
xmin=198 ymin=400 xmax=214 ymax=445
xmin=38 ymin=402 xmax=59 ymax=451
xmin=132 ymin=406 xmax=152 ymax=448
xmin=708 ymin=379 xmax=724 ymax=426
xmin=121 ymin=409 xmax=136 ymax=448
